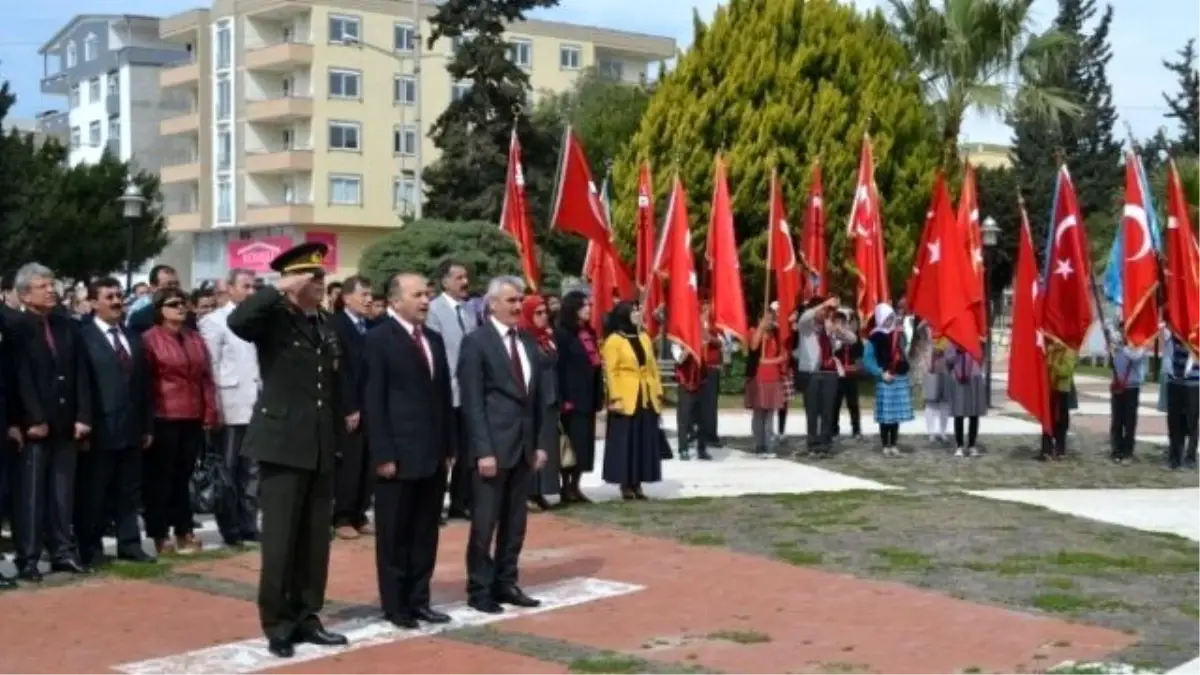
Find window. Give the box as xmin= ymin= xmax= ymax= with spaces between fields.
xmin=328 ymin=69 xmax=361 ymax=99
xmin=88 ymin=120 xmax=101 ymax=147
xmin=65 ymin=41 xmax=77 ymax=68
xmin=84 ymin=34 xmax=98 ymax=61
xmin=217 ymin=128 xmax=232 ymax=170
xmin=70 ymin=126 xmax=80 ymax=149
xmin=216 ymin=21 xmax=232 ymax=69
xmin=450 ymin=80 xmax=470 ymax=103
xmin=559 ymin=45 xmax=580 ymax=70
xmin=88 ymin=77 xmax=101 ymax=103
xmin=393 ymin=124 xmax=418 ymax=156
xmin=217 ymin=180 xmax=232 ymax=223
xmin=393 ymin=174 xmax=416 ymax=210
xmin=328 ymin=121 xmax=360 ymax=151
xmin=393 ymin=75 xmax=416 ymax=105
xmin=394 ymin=22 xmax=415 ymax=52
xmin=508 ymin=40 xmax=532 ymax=69
xmin=68 ymin=84 xmax=80 ymax=108
xmin=329 ymin=174 xmax=362 ymax=205
xmin=216 ymin=75 xmax=231 ymax=120
xmin=107 ymin=71 xmax=119 ymax=96
xmin=107 ymin=116 xmax=120 ymax=143
xmin=329 ymin=15 xmax=360 ymax=43
xmin=599 ymin=58 xmax=624 ymax=81
xmin=281 ymin=128 xmax=294 ymax=150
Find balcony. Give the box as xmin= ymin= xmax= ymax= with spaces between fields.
xmin=160 ymin=159 xmax=202 ymax=184
xmin=160 ymin=61 xmax=200 ymax=89
xmin=41 ymin=72 xmax=70 ymax=96
xmin=166 ymin=212 xmax=203 ymax=232
xmin=160 ymin=112 xmax=200 ymax=136
xmin=244 ymin=96 xmax=312 ymax=123
xmin=160 ymin=9 xmax=204 ymax=41
xmin=245 ymin=202 xmax=314 ymax=226
xmin=245 ymin=42 xmax=313 ymax=72
xmin=245 ymin=148 xmax=313 ymax=174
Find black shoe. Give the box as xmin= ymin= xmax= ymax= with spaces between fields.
xmin=468 ymin=597 xmax=505 ymax=614
xmin=295 ymin=626 xmax=348 ymax=647
xmin=697 ymin=449 xmax=712 ymax=460
xmin=0 ymin=574 xmax=15 ymax=590
xmin=446 ymin=508 xmax=471 ymax=520
xmin=414 ymin=606 xmax=451 ymax=624
xmin=494 ymin=586 xmax=541 ymax=608
xmin=51 ymin=559 xmax=90 ymax=574
xmin=17 ymin=565 xmax=42 ymax=583
xmin=117 ymin=548 xmax=156 ymax=563
xmin=679 ymin=449 xmax=691 ymax=460
xmin=242 ymin=532 xmax=261 ymax=543
xmin=384 ymin=612 xmax=419 ymax=629
xmin=267 ymin=638 xmax=295 ymax=658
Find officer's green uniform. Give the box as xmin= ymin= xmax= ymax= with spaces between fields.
xmin=226 ymin=243 xmax=342 ymax=646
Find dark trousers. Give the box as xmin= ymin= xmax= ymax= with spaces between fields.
xmin=802 ymin=371 xmax=838 ymax=450
xmin=13 ymin=436 xmax=78 ymax=567
xmin=1041 ymin=391 xmax=1070 ymax=457
xmin=954 ymin=417 xmax=980 ymax=448
xmin=697 ymin=368 xmax=720 ymax=443
xmin=1166 ymin=382 xmax=1199 ymax=468
xmin=257 ymin=461 xmax=334 ymax=641
xmin=374 ymin=470 xmax=444 ymax=617
xmin=143 ymin=418 xmax=203 ymax=540
xmin=832 ymin=377 xmax=862 ymax=437
xmin=466 ymin=460 xmax=530 ymax=601
xmin=215 ymin=425 xmax=260 ymax=543
xmin=447 ymin=408 xmax=472 ymax=514
xmin=75 ymin=446 xmax=143 ymax=563
xmin=1109 ymin=387 xmax=1140 ymax=459
xmin=676 ymin=368 xmax=719 ymax=454
xmin=879 ymin=423 xmax=899 ymax=447
xmin=0 ymin=438 xmax=14 ymax=528
xmin=333 ymin=425 xmax=371 ymax=529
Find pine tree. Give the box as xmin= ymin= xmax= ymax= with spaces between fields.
xmin=1163 ymin=39 xmax=1199 ymax=156
xmin=612 ymin=0 xmax=941 ymax=300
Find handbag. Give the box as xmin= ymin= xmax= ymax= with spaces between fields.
xmin=189 ymin=450 xmax=230 ymax=515
xmin=559 ymin=425 xmax=577 ymax=469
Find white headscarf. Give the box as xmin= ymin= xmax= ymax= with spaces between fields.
xmin=872 ymin=303 xmax=896 ymax=335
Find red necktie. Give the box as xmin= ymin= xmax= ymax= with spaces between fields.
xmin=411 ymin=326 xmax=431 ymax=377
xmin=109 ymin=327 xmax=132 ymax=372
xmin=507 ymin=329 xmax=527 ymax=397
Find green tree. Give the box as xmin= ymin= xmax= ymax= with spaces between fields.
xmin=973 ymin=165 xmax=1020 ymax=306
xmin=1149 ymin=156 xmax=1199 ymax=228
xmin=612 ymin=0 xmax=942 ymax=306
xmin=358 ymin=219 xmax=562 ymax=295
xmin=1162 ymin=39 xmax=1199 ymax=156
xmin=886 ymin=0 xmax=1080 ymax=168
xmin=1009 ymin=0 xmax=1122 ymax=263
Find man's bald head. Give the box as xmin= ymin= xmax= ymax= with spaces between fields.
xmin=388 ymin=272 xmax=431 ymax=324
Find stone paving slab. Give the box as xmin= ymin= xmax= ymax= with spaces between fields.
xmin=258 ymin=638 xmax=568 ymax=674
xmin=969 ymin=488 xmax=1200 ymax=541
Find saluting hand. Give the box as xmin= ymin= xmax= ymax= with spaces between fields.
xmin=274 ymin=273 xmax=314 ymax=294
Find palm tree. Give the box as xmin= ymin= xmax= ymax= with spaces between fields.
xmin=886 ymin=0 xmax=1082 ymax=166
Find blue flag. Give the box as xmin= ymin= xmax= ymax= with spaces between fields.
xmin=1102 ymin=154 xmax=1162 ymax=307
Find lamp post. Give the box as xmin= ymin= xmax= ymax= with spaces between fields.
xmin=981 ymin=215 xmax=1000 ymax=408
xmin=117 ymin=176 xmax=146 ymax=294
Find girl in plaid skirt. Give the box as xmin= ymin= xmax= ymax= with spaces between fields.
xmin=862 ymin=303 xmax=914 ymax=456
xmin=745 ymin=310 xmax=787 ymax=455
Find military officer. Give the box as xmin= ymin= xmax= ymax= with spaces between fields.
xmin=227 ymin=242 xmax=349 ymax=659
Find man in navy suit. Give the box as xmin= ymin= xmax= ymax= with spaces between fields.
xmin=330 ymin=275 xmax=375 ymax=539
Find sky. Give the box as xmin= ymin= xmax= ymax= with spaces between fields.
xmin=1 ymin=0 xmax=1196 ymax=145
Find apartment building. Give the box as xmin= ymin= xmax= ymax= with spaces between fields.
xmin=156 ymin=0 xmax=675 ymax=284
xmin=37 ymin=14 xmax=195 ymax=281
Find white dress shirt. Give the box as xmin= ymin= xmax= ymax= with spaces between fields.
xmin=94 ymin=316 xmax=130 ymax=354
xmin=390 ymin=309 xmax=435 ymax=374
xmin=491 ymin=316 xmax=531 ymax=387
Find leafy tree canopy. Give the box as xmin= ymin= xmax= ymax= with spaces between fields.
xmin=357 ymin=219 xmax=562 ymax=295
xmin=612 ymin=0 xmax=942 ymax=302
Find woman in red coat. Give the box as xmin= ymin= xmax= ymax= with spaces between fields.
xmin=142 ymin=287 xmax=220 ymax=555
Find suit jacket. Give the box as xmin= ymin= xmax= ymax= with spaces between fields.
xmin=330 ymin=310 xmax=369 ymax=418
xmin=458 ymin=320 xmax=556 ymax=470
xmin=199 ymin=303 xmax=261 ymax=425
xmin=12 ymin=310 xmax=93 ymax=436
xmin=553 ymin=326 xmax=603 ymax=414
xmin=0 ymin=305 xmax=21 ymax=429
xmin=363 ymin=316 xmax=455 ymax=479
xmin=79 ymin=319 xmax=153 ymax=450
xmin=227 ymin=286 xmax=340 ymax=471
xmin=427 ymin=293 xmax=479 ymax=407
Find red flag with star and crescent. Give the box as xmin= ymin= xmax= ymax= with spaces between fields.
xmin=956 ymin=163 xmax=987 ymax=337
xmin=706 ymin=153 xmax=749 ymax=343
xmin=664 ymin=175 xmax=703 ymax=362
xmin=1164 ymin=159 xmax=1200 ymax=354
xmin=767 ymin=167 xmax=801 ymax=346
xmin=798 ymin=161 xmax=827 ymax=299
xmin=499 ymin=126 xmax=540 ymax=291
xmin=904 ymin=190 xmax=936 ymax=314
xmin=847 ymin=134 xmax=890 ymax=326
xmin=1009 ymin=198 xmax=1054 ymax=433
xmin=1120 ymin=153 xmax=1160 ymax=349
xmin=1041 ymin=165 xmax=1095 ymax=351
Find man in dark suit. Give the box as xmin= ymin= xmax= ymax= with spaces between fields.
xmin=330 ymin=275 xmax=375 ymax=539
xmin=0 ymin=271 xmax=23 ymax=574
xmin=0 ymin=301 xmax=15 ymax=589
xmin=458 ymin=275 xmax=556 ymax=614
xmin=364 ymin=272 xmax=455 ymax=628
xmin=10 ymin=262 xmax=92 ymax=581
xmin=227 ymin=243 xmax=348 ymax=659
xmin=75 ymin=277 xmax=155 ymax=567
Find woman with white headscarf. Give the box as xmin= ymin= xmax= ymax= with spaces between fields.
xmin=862 ymin=303 xmax=915 ymax=456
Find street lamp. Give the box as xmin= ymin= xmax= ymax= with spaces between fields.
xmin=117 ymin=176 xmax=145 ymax=295
xmin=981 ymin=215 xmax=1000 ymax=408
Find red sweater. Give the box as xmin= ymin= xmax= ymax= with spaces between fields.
xmin=143 ymin=325 xmax=219 ymax=427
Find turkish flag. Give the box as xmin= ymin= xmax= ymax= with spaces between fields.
xmin=1009 ymin=200 xmax=1054 ymax=433
xmin=551 ymin=128 xmax=610 ymax=245
xmin=909 ymin=173 xmax=983 ymax=361
xmin=904 ymin=190 xmax=936 ymax=315
xmin=706 ymin=153 xmax=749 ymax=343
xmin=1041 ymin=165 xmax=1095 ymax=351
xmin=1164 ymin=159 xmax=1200 ymax=354
xmin=1120 ymin=154 xmax=1160 ymax=349
xmin=499 ymin=126 xmax=540 ymax=291
xmin=847 ymin=135 xmax=890 ymax=326
xmin=664 ymin=175 xmax=703 ymax=362
xmin=956 ymin=164 xmax=987 ymax=336
xmin=799 ymin=162 xmax=827 ymax=299
xmin=634 ymin=162 xmax=656 ymax=291
xmin=767 ymin=168 xmax=801 ymax=346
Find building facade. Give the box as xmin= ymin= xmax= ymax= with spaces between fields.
xmin=156 ymin=0 xmax=675 ymax=284
xmin=37 ymin=14 xmax=196 ymax=282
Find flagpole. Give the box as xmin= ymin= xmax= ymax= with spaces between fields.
xmin=546 ymin=125 xmax=568 ymax=286
xmin=764 ymin=165 xmax=776 ymax=312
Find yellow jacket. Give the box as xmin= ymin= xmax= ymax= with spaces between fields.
xmin=601 ymin=332 xmax=663 ymax=415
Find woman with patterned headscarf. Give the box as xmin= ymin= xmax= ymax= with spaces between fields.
xmin=862 ymin=303 xmax=915 ymax=456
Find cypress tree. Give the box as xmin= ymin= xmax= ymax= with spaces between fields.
xmin=1162 ymin=39 xmax=1199 ymax=156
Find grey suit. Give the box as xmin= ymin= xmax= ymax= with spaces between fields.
xmin=458 ymin=320 xmax=556 ymax=601
xmin=427 ymin=293 xmax=478 ymax=514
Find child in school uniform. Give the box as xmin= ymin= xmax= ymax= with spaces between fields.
xmin=1107 ymin=325 xmax=1149 ymax=464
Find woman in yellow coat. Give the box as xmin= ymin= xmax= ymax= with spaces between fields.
xmin=600 ymin=300 xmax=664 ymax=500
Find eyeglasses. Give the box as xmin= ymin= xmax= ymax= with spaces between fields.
xmin=162 ymin=300 xmax=185 ymax=309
